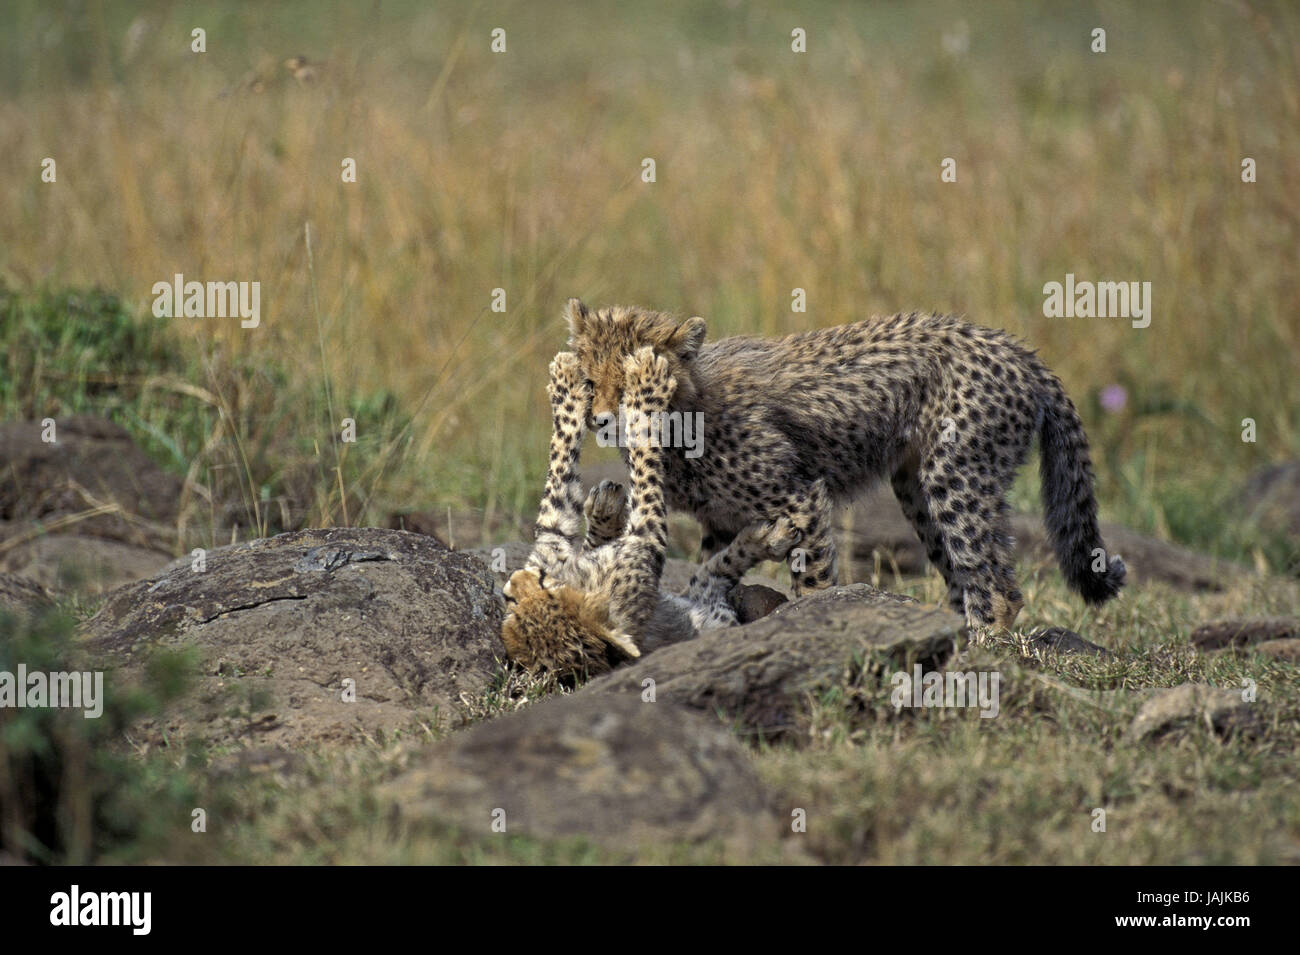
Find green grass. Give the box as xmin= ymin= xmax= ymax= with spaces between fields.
xmin=0 ymin=604 xmax=201 ymax=864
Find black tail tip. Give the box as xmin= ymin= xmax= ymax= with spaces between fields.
xmin=1079 ymin=555 xmax=1126 ymax=604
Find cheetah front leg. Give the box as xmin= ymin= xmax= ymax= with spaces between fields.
xmin=603 ymin=346 xmax=676 ymax=636
xmin=527 ymin=352 xmax=592 ymax=573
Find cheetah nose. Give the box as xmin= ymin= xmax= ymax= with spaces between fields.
xmin=592 ymin=410 xmax=616 ymax=431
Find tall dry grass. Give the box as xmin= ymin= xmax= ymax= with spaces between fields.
xmin=1 ymin=0 xmax=1296 ymax=549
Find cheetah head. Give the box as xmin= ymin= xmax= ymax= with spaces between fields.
xmin=563 ymin=298 xmax=706 ymax=425
xmin=501 ymin=568 xmax=640 ymax=681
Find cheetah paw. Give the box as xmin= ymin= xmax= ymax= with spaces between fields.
xmin=547 ymin=351 xmax=591 ymax=410
xmin=583 ymin=480 xmax=627 ymax=538
xmin=622 ymin=345 xmax=676 ymax=414
xmin=740 ymin=517 xmax=803 ymax=561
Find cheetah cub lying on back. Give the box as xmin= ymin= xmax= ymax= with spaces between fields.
xmin=564 ymin=298 xmax=1126 ymax=631
xmin=501 ymin=348 xmax=799 ymax=680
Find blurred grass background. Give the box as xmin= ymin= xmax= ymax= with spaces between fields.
xmin=1 ymin=0 xmax=1297 ymax=562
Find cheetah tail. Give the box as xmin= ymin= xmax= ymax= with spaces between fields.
xmin=1037 ymin=376 xmax=1126 ymax=603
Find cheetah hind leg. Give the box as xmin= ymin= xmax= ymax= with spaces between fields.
xmin=598 ymin=628 xmax=641 ymax=659
xmin=583 ymin=479 xmax=627 ymax=549
xmin=685 ymin=516 xmax=803 ymax=603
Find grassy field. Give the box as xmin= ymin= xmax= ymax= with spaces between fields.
xmin=1 ymin=0 xmax=1298 ymax=864
xmin=2 ymin=0 xmax=1297 ymax=554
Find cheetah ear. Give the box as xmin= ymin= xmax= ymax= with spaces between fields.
xmin=665 ymin=316 xmax=707 ymax=361
xmin=563 ymin=298 xmax=591 ymax=342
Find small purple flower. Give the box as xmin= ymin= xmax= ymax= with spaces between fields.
xmin=1100 ymin=384 xmax=1127 ymax=414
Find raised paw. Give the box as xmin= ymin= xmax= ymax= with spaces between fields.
xmin=735 ymin=518 xmax=803 ymax=562
xmin=622 ymin=345 xmax=676 ymax=415
xmin=547 ymin=351 xmax=591 ymax=416
xmin=583 ymin=479 xmax=627 ymax=542
xmin=758 ymin=517 xmax=803 ymax=561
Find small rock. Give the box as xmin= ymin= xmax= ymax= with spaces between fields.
xmin=732 ymin=583 xmax=788 ymax=623
xmin=1127 ymin=684 xmax=1259 ymax=742
xmin=1028 ymin=626 xmax=1113 ymax=657
xmin=1234 ymin=460 xmax=1300 ymax=540
xmin=1255 ymin=638 xmax=1300 ymax=663
xmin=0 ymin=415 xmax=182 ymax=527
xmin=1191 ymin=618 xmax=1300 ymax=651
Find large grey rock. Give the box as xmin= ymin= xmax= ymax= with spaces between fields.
xmin=380 ymin=693 xmax=777 ymax=852
xmin=84 ymin=527 xmax=505 ymax=746
xmin=582 ymin=584 xmax=965 ymax=740
xmin=1127 ymin=684 xmax=1259 ymax=742
xmin=845 ymin=489 xmax=1244 ymax=592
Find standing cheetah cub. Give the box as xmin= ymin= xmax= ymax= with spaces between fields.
xmin=564 ymin=299 xmax=1126 ymax=630
xmin=501 ymin=349 xmax=799 ymax=681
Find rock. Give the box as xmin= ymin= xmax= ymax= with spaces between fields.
xmin=1255 ymin=639 xmax=1300 ymax=663
xmin=1013 ymin=516 xmax=1241 ymax=592
xmin=582 ymin=584 xmax=965 ymax=740
xmin=0 ymin=415 xmax=182 ymax=530
xmin=1234 ymin=460 xmax=1300 ymax=540
xmin=0 ymin=529 xmax=174 ymax=595
xmin=0 ymin=416 xmax=179 ymax=593
xmin=0 ymin=572 xmax=53 ymax=616
xmin=837 ymin=485 xmax=1245 ymax=591
xmin=1028 ymin=626 xmax=1113 ymax=657
xmin=1190 ymin=617 xmax=1300 ymax=651
xmin=732 ymin=584 xmax=788 ymax=623
xmin=380 ymin=693 xmax=777 ymax=852
xmin=84 ymin=527 xmax=505 ymax=747
xmin=1127 ymin=684 xmax=1259 ymax=742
